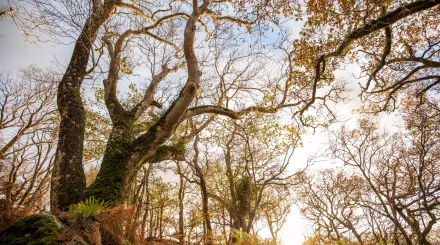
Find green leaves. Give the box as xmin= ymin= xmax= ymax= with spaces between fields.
xmin=68 ymin=197 xmax=109 ymax=219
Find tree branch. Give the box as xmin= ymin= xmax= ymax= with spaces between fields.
xmin=185 ymin=105 xmax=239 ymax=119
xmin=147 ymin=143 xmax=186 ymax=163
xmin=131 ymin=63 xmax=185 ymax=119
xmin=301 ymin=0 xmax=440 ymax=117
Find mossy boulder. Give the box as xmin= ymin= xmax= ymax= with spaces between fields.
xmin=0 ymin=214 xmax=60 ymax=245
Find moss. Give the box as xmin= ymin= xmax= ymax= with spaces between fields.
xmin=87 ymin=123 xmax=134 ymax=204
xmin=87 ymin=146 xmax=128 ymax=203
xmin=236 ymin=176 xmax=252 ymax=216
xmin=174 ymin=141 xmax=186 ymax=155
xmin=149 ymin=142 xmax=186 ymax=163
xmin=0 ymin=214 xmax=60 ymax=245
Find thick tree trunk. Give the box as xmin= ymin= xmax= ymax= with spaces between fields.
xmin=83 ymin=0 xmax=202 ymax=205
xmin=94 ymin=24 xmax=192 ymax=203
xmin=87 ymin=122 xmax=185 ymax=202
xmin=88 ymin=122 xmax=135 ymax=202
xmin=51 ymin=2 xmax=116 ymax=211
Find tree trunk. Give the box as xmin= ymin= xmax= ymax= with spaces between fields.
xmin=191 ymin=135 xmax=213 ymax=245
xmin=200 ymin=180 xmax=213 ymax=245
xmin=87 ymin=120 xmax=185 ymax=203
xmin=149 ymin=204 xmax=154 ymax=238
xmin=159 ymin=206 xmax=163 ymax=239
xmin=57 ymin=0 xmax=203 ymax=207
xmin=177 ymin=163 xmax=186 ymax=245
xmin=140 ymin=166 xmax=151 ymax=241
xmin=88 ymin=122 xmax=135 ymax=202
xmin=51 ymin=2 xmax=116 ymax=211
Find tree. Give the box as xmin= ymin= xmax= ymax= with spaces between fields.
xmin=47 ymin=0 xmax=119 ymax=211
xmin=295 ymin=113 xmax=440 ymax=245
xmin=263 ymin=180 xmax=291 ymax=244
xmin=17 ymin=0 xmax=438 ymax=214
xmin=31 ymin=0 xmax=298 ymax=210
xmin=0 ymin=67 xmax=58 ymax=229
xmin=295 ymin=169 xmax=367 ymax=244
xmin=188 ymin=133 xmax=214 ymax=245
xmin=20 ymin=0 xmax=355 ymax=211
xmin=199 ymin=114 xmax=299 ymax=243
xmin=175 ymin=160 xmax=189 ymax=245
xmin=0 ymin=2 xmax=28 ymax=36
xmin=292 ymin=0 xmax=440 ymax=115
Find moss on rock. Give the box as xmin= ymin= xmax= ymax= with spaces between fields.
xmin=0 ymin=214 xmax=60 ymax=245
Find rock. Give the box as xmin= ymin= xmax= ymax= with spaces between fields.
xmin=0 ymin=214 xmax=60 ymax=245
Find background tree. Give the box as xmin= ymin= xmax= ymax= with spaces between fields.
xmin=0 ymin=67 xmax=58 ymax=229
xmin=294 ymin=169 xmax=367 ymax=244
xmin=295 ymin=111 xmax=440 ymax=245
xmin=291 ymin=0 xmax=440 ymax=117
xmin=196 ymin=114 xmax=300 ymax=244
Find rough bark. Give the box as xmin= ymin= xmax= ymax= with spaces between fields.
xmin=87 ymin=121 xmax=185 ymax=202
xmin=51 ymin=1 xmax=117 ymax=211
xmin=87 ymin=120 xmax=135 ymax=202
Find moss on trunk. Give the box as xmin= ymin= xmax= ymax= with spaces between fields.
xmin=88 ymin=122 xmax=135 ymax=203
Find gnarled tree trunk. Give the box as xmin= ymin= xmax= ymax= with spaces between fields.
xmin=51 ymin=1 xmax=117 ymax=211
xmin=86 ymin=1 xmax=206 ymax=204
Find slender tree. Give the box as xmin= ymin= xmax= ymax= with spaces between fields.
xmin=0 ymin=67 xmax=58 ymax=229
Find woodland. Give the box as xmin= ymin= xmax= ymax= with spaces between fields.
xmin=0 ymin=0 xmax=439 ymax=245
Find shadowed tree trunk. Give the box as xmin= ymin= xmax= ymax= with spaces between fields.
xmin=51 ymin=1 xmax=118 ymax=211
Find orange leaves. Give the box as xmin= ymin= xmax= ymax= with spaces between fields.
xmin=98 ymin=204 xmax=140 ymax=244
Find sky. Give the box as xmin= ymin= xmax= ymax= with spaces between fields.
xmin=0 ymin=12 xmax=401 ymax=245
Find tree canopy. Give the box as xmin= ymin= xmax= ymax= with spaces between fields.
xmin=1 ymin=0 xmax=440 ymax=244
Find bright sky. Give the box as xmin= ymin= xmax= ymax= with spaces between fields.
xmin=0 ymin=14 xmax=400 ymax=245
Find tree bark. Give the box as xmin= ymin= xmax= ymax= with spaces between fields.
xmin=51 ymin=1 xmax=117 ymax=211
xmin=87 ymin=121 xmax=135 ymax=202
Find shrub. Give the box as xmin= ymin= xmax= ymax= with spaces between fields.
xmin=97 ymin=204 xmax=140 ymax=245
